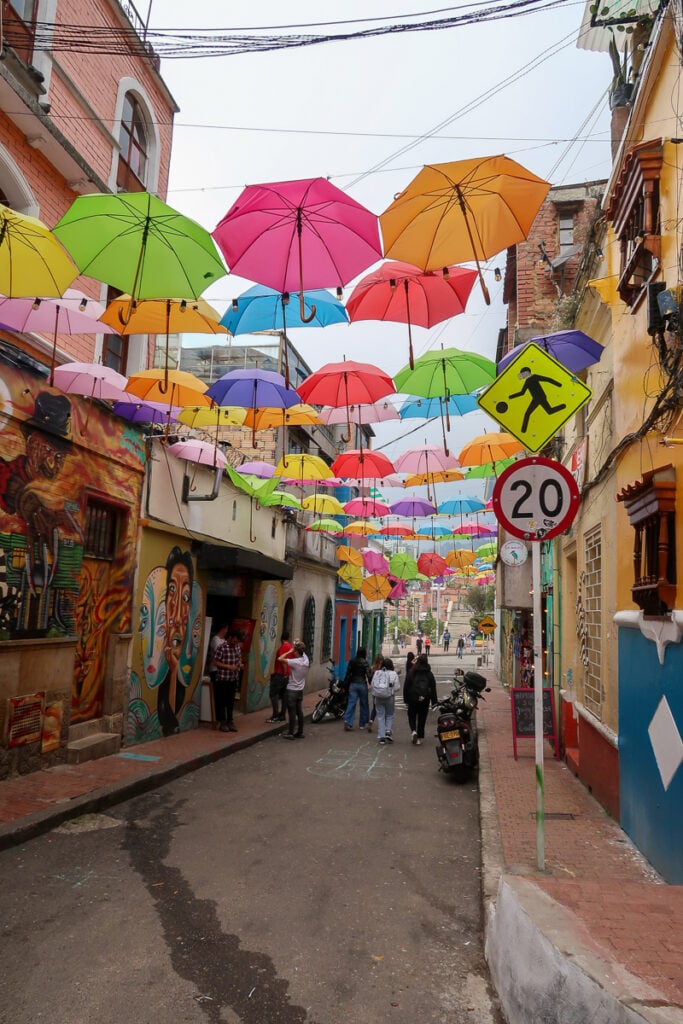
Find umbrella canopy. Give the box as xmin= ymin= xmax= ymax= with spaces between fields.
xmin=361 ymin=548 xmax=390 ymax=574
xmin=177 ymin=405 xmax=247 ymax=429
xmin=458 ymin=432 xmax=524 ymax=466
xmin=0 ymin=203 xmax=77 ymax=297
xmin=243 ymin=403 xmax=321 ymax=430
xmin=379 ymin=523 xmax=416 ymax=537
xmin=220 ymin=285 xmax=349 ymax=333
xmin=306 ymin=519 xmax=344 ymax=534
xmin=53 ymin=192 xmax=226 ymax=300
xmin=417 ymin=552 xmax=449 ymax=578
xmin=464 ymin=457 xmax=516 ymax=479
xmin=453 ymin=521 xmax=497 ymax=537
xmin=52 ymin=362 xmax=128 ymax=402
xmin=126 ymin=369 xmax=211 ymax=408
xmin=207 ymin=368 xmax=301 ymax=411
xmin=403 ymin=468 xmax=464 ymax=487
xmin=297 ymin=360 xmax=395 ymax=410
xmin=361 ymin=574 xmax=392 ymax=602
xmin=389 ymin=498 xmax=436 ymax=517
xmin=225 ymin=465 xmax=280 ymax=501
xmin=394 ymin=347 xmax=496 ymax=398
xmin=388 ymin=579 xmax=408 ymax=599
xmin=344 ymin=473 xmax=405 ymax=489
xmin=417 ymin=524 xmax=453 ymax=538
xmin=399 ymin=394 xmax=479 ymax=419
xmin=497 ymin=329 xmax=603 ymax=374
xmin=343 ymin=521 xmax=380 ymax=536
xmin=332 ymin=449 xmax=396 ymax=480
xmin=337 ymin=563 xmax=363 ymax=590
xmin=319 ymin=400 xmax=399 ymax=426
xmin=259 ymin=491 xmax=303 ymax=510
xmin=168 ymin=439 xmax=227 ymax=469
xmin=394 ymin=443 xmax=460 ymax=476
xmin=274 ymin=453 xmax=332 ymax=482
xmin=239 ymin=460 xmax=277 ymax=478
xmin=346 ymin=260 xmax=477 ymax=367
xmin=336 ymin=545 xmax=364 ymax=567
xmin=212 ymin=177 xmax=382 ymax=323
xmin=438 ymin=497 xmax=486 ymax=515
xmin=446 ymin=549 xmax=477 ymax=568
xmin=389 ymin=552 xmax=419 ymax=580
xmin=343 ymin=498 xmax=391 ymax=517
xmin=380 ymin=155 xmax=551 ymax=304
xmin=100 ymin=295 xmax=228 ymax=335
xmin=477 ymin=543 xmax=498 ymax=558
xmin=302 ymin=494 xmax=345 ymax=515
xmin=112 ymin=400 xmax=181 ymax=424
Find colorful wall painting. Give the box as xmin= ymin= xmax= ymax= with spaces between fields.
xmin=246 ymin=580 xmax=282 ymax=711
xmin=128 ymin=534 xmax=205 ymax=743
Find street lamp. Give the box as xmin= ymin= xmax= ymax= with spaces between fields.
xmin=431 ymin=584 xmax=445 ymax=645
xmin=391 ymin=599 xmax=400 ymax=656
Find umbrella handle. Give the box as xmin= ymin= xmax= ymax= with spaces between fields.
xmin=296 ymin=210 xmax=316 ymax=323
xmin=455 ymin=186 xmax=490 ymax=306
xmin=299 ymin=291 xmax=316 ymax=324
xmin=249 ymin=498 xmax=257 ymax=543
xmin=404 ymin=281 xmax=415 ymax=369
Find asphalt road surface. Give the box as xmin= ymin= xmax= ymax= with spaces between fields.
xmin=0 ymin=662 xmax=503 ymax=1024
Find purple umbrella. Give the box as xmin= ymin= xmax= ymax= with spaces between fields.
xmin=206 ymin=368 xmax=301 ymax=445
xmin=390 ymin=498 xmax=436 ymax=517
xmin=239 ymin=460 xmax=277 ymax=478
xmin=497 ymin=329 xmax=603 ymax=374
xmin=113 ymin=400 xmax=181 ymax=424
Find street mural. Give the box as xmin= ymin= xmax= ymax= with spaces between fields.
xmin=248 ymin=579 xmax=281 ymax=711
xmin=129 ymin=539 xmax=204 ymax=741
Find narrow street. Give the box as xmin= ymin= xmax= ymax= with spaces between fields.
xmin=0 ymin=658 xmax=503 ymax=1024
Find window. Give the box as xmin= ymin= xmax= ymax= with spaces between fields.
xmin=102 ymin=285 xmax=129 ymax=373
xmin=606 ymin=140 xmax=663 ymax=309
xmin=617 ymin=465 xmax=676 ymax=615
xmin=322 ymin=598 xmax=333 ymax=660
xmin=558 ymin=212 xmax=575 ymax=254
xmin=84 ymin=499 xmax=121 ymax=559
xmin=582 ymin=527 xmax=603 ymax=718
xmin=4 ymin=1 xmax=36 ymax=63
xmin=302 ymin=596 xmax=316 ymax=660
xmin=117 ymin=93 xmax=148 ymax=192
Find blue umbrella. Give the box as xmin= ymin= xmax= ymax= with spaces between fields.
xmin=221 ymin=285 xmax=349 ymax=333
xmin=437 ymin=497 xmax=485 ymax=515
xmin=417 ymin=524 xmax=452 ymax=537
xmin=497 ymin=329 xmax=603 ymax=374
xmin=399 ymin=394 xmax=479 ymax=419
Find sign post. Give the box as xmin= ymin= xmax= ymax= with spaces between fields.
xmin=493 ymin=456 xmax=581 ymax=871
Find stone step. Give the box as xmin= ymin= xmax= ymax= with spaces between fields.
xmin=68 ymin=718 xmax=106 ymax=743
xmin=66 ymin=732 xmax=121 ymax=765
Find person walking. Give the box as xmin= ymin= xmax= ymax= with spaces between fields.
xmin=371 ymin=657 xmax=400 ymax=744
xmin=342 ymin=646 xmax=371 ymax=731
xmin=278 ymin=639 xmax=309 ymax=739
xmin=424 ymin=634 xmax=431 ymax=657
xmin=457 ymin=635 xmax=465 ymax=659
xmin=212 ymin=627 xmax=243 ymax=732
xmin=416 ymin=632 xmax=423 ymax=655
xmin=442 ymin=629 xmax=451 ymax=653
xmin=403 ymin=653 xmax=437 ymax=745
xmin=469 ymin=629 xmax=477 ymax=653
xmin=268 ymin=630 xmax=293 ymax=722
xmin=367 ymin=653 xmax=383 ymax=733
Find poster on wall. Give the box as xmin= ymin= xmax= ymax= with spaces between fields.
xmin=231 ymin=617 xmax=256 ymax=655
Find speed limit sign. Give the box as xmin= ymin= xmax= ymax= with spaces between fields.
xmin=492 ymin=456 xmax=580 ymax=541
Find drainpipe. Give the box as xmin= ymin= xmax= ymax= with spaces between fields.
xmin=181 ymin=467 xmax=223 ymax=503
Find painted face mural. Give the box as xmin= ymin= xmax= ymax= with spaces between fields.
xmin=140 ymin=566 xmax=167 ymax=690
xmin=258 ymin=582 xmax=280 ymax=679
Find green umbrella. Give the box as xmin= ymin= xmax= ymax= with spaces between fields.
xmin=464 ymin=457 xmax=515 ymax=479
xmin=260 ymin=490 xmax=303 ymax=510
xmin=53 ymin=192 xmax=226 ymax=301
xmin=476 ymin=542 xmax=497 ymax=558
xmin=389 ymin=552 xmax=419 ymax=580
xmin=306 ymin=518 xmax=343 ymax=534
xmin=226 ymin=466 xmax=279 ymax=501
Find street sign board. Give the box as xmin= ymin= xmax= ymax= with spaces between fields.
xmin=479 ymin=615 xmax=496 ymax=633
xmin=492 ymin=456 xmax=580 ymax=541
xmin=477 ymin=342 xmax=592 ymax=453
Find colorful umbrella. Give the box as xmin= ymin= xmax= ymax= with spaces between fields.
xmin=274 ymin=453 xmax=332 ymax=482
xmin=212 ymin=177 xmax=382 ymax=323
xmin=332 ymin=449 xmax=396 ymax=481
xmin=346 ymin=260 xmax=477 ymax=367
xmin=343 ymin=521 xmax=380 ymax=536
xmin=380 ymin=155 xmax=551 ymax=304
xmin=361 ymin=549 xmax=390 ymax=574
xmin=437 ymin=497 xmax=486 ymax=515
xmin=177 ymin=406 xmax=247 ymax=429
xmin=403 ymin=468 xmax=464 ymax=487
xmin=336 ymin=545 xmax=364 ymax=567
xmin=393 ymin=443 xmax=460 ymax=476
xmin=458 ymin=432 xmax=524 ymax=466
xmin=319 ymin=400 xmax=399 ymax=426
xmin=126 ymin=369 xmax=211 ymax=409
xmin=361 ymin=574 xmax=392 ymax=602
xmin=417 ymin=524 xmax=453 ymax=538
xmin=259 ymin=491 xmax=303 ymax=510
xmin=476 ymin=543 xmax=498 ymax=558
xmin=417 ymin=552 xmax=449 ymax=578
xmin=225 ymin=468 xmax=282 ymax=540
xmin=388 ymin=579 xmax=408 ymax=599
xmin=497 ymin=329 xmax=603 ymax=375
xmin=298 ymin=360 xmax=395 ymax=444
xmin=399 ymin=394 xmax=479 ymax=419
xmin=389 ymin=552 xmax=419 ymax=580
xmin=446 ymin=549 xmax=477 ymax=568
xmin=239 ymin=461 xmax=277 ymax=478
xmin=168 ymin=439 xmax=227 ymax=470
xmin=53 ymin=192 xmax=226 ymax=301
xmin=337 ymin=563 xmax=363 ymax=590
xmin=343 ymin=498 xmax=391 ymax=517
xmin=243 ymin=404 xmax=322 ymax=431
xmin=100 ymin=295 xmax=228 ymax=336
xmin=306 ymin=519 xmax=344 ymax=534
xmin=379 ymin=524 xmax=415 ymax=537
xmin=302 ymin=494 xmax=346 ymax=515
xmin=52 ymin=362 xmax=128 ymax=402
xmin=453 ymin=521 xmax=496 ymax=537
xmin=389 ymin=498 xmax=436 ymax=517
xmin=0 ymin=203 xmax=77 ymax=297
xmin=113 ymin=400 xmax=181 ymax=425
xmin=221 ymin=285 xmax=349 ymax=333
xmin=464 ymin=458 xmax=516 ymax=479
xmin=207 ymin=368 xmax=301 ymax=446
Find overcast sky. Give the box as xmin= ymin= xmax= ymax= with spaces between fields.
xmin=147 ymin=1 xmax=612 ymax=477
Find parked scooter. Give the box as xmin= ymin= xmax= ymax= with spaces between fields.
xmin=434 ymin=669 xmax=490 ymax=781
xmin=311 ymin=661 xmax=348 ymax=722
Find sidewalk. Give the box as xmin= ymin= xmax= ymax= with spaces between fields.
xmin=0 ymin=672 xmax=681 ymax=1022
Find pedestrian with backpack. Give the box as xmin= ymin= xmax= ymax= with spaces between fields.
xmin=403 ymin=653 xmax=437 ymax=745
xmin=371 ymin=657 xmax=400 ymax=744
xmin=342 ymin=647 xmax=371 ymax=731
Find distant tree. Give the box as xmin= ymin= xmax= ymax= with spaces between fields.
xmin=463 ymin=585 xmax=494 ymax=623
xmin=397 ymin=616 xmax=414 ymax=636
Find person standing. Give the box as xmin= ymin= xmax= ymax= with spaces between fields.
xmin=469 ymin=630 xmax=477 ymax=653
xmin=371 ymin=657 xmax=400 ymax=744
xmin=279 ymin=639 xmax=309 ymax=739
xmin=207 ymin=622 xmax=229 ymax=727
xmin=442 ymin=629 xmax=451 ymax=653
xmin=268 ymin=630 xmax=293 ymax=722
xmin=403 ymin=653 xmax=437 ymax=745
xmin=367 ymin=652 xmax=383 ymax=733
xmin=416 ymin=632 xmax=423 ymax=655
xmin=342 ymin=646 xmax=370 ymax=731
xmin=457 ymin=635 xmax=465 ymax=659
xmin=212 ymin=627 xmax=243 ymax=732
xmin=424 ymin=634 xmax=431 ymax=658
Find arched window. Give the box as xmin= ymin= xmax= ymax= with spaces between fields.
xmin=117 ymin=93 xmax=148 ymax=192
xmin=322 ymin=598 xmax=333 ymax=660
xmin=302 ymin=596 xmax=315 ymax=660
xmin=283 ymin=598 xmax=294 ymax=639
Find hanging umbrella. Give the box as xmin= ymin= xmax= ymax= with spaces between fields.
xmin=302 ymin=494 xmax=346 ymax=516
xmin=388 ymin=579 xmax=408 ymax=599
xmin=446 ymin=549 xmax=477 ymax=568
xmin=403 ymin=468 xmax=464 ymax=487
xmin=113 ymin=400 xmax=181 ymax=425
xmin=380 ymin=155 xmax=551 ymax=304
xmin=243 ymin=404 xmax=322 ymax=430
xmin=168 ymin=439 xmax=227 ymax=470
xmin=343 ymin=521 xmax=380 ymax=536
xmin=239 ymin=461 xmax=277 ymax=478
xmin=417 ymin=552 xmax=449 ymax=578
xmin=259 ymin=491 xmax=303 ymax=510
xmin=319 ymin=400 xmax=399 ymax=426
xmin=0 ymin=203 xmax=77 ymax=297
xmin=53 ymin=192 xmax=226 ymax=302
xmin=361 ymin=549 xmax=390 ymax=574
xmin=126 ymin=369 xmax=211 ymax=409
xmin=52 ymin=362 xmax=129 ymax=402
xmin=177 ymin=405 xmax=247 ymax=429
xmin=389 ymin=552 xmax=419 ymax=580
xmin=346 ymin=260 xmax=477 ymax=368
xmin=438 ymin=497 xmax=486 ymax=515
xmin=343 ymin=498 xmax=391 ymax=517
xmin=464 ymin=457 xmax=516 ymax=479
xmin=399 ymin=394 xmax=479 ymax=419
xmin=207 ymin=368 xmax=301 ymax=447
xmin=477 ymin=543 xmax=498 ymax=558
xmin=221 ymin=284 xmax=349 ymax=332
xmin=345 ymin=472 xmax=405 ymax=490
xmin=336 ymin=545 xmax=364 ymax=567
xmin=332 ymin=449 xmax=396 ymax=481
xmin=417 ymin=524 xmax=453 ymax=538
xmin=379 ymin=523 xmax=415 ymax=537
xmin=389 ymin=498 xmax=436 ymax=517
xmin=100 ymin=295 xmax=228 ymax=335
xmin=306 ymin=519 xmax=344 ymax=534
xmin=394 ymin=443 xmax=460 ymax=476
xmin=212 ymin=176 xmax=382 ymax=324
xmin=298 ymin=360 xmax=396 ymax=444
xmin=274 ymin=453 xmax=332 ymax=483
xmin=458 ymin=432 xmax=524 ymax=466
xmin=225 ymin=465 xmax=280 ymax=542
xmin=361 ymin=574 xmax=392 ymax=602
xmin=453 ymin=521 xmax=496 ymax=537
xmin=337 ymin=563 xmax=363 ymax=590
xmin=497 ymin=329 xmax=603 ymax=374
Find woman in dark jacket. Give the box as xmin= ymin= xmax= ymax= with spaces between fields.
xmin=342 ymin=647 xmax=370 ymax=731
xmin=403 ymin=653 xmax=437 ymax=745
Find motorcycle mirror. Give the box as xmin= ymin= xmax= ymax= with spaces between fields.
xmin=485 ymin=687 xmax=491 ymax=692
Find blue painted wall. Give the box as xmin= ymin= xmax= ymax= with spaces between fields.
xmin=618 ymin=627 xmax=683 ymax=882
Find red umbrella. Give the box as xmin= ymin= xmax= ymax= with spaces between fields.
xmin=332 ymin=449 xmax=395 ymax=481
xmin=297 ymin=360 xmax=395 ymax=443
xmin=379 ymin=524 xmax=414 ymax=537
xmin=343 ymin=498 xmax=391 ymax=517
xmin=346 ymin=261 xmax=477 ymax=368
xmin=212 ymin=177 xmax=382 ymax=324
xmin=417 ymin=552 xmax=449 ymax=578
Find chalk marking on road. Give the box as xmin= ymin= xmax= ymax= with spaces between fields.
xmin=306 ymin=741 xmax=406 ymax=779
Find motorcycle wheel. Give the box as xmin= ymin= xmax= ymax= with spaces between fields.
xmin=311 ymin=701 xmax=328 ymax=723
xmin=450 ymin=764 xmax=468 ymax=784
xmin=332 ymin=702 xmax=346 ymax=719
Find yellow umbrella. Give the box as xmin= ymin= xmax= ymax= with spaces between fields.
xmin=0 ymin=204 xmax=77 ymax=297
xmin=361 ymin=574 xmax=392 ymax=601
xmin=458 ymin=432 xmax=524 ymax=466
xmin=178 ymin=405 xmax=247 ymax=429
xmin=446 ymin=549 xmax=477 ymax=568
xmin=126 ymin=369 xmax=212 ymax=408
xmin=244 ymin=403 xmax=322 ymax=430
xmin=302 ymin=494 xmax=345 ymax=515
xmin=337 ymin=563 xmax=363 ymax=590
xmin=275 ymin=453 xmax=332 ymax=482
xmin=404 ymin=468 xmax=464 ymax=487
xmin=380 ymin=155 xmax=550 ymax=305
xmin=343 ymin=521 xmax=380 ymax=536
xmin=336 ymin=544 xmax=363 ymax=567
xmin=100 ymin=295 xmax=228 ymax=334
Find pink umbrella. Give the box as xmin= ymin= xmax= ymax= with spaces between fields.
xmin=393 ymin=444 xmax=461 ymax=475
xmin=361 ymin=548 xmax=390 ymax=574
xmin=388 ymin=579 xmax=408 ymax=599
xmin=452 ymin=521 xmax=496 ymax=537
xmin=344 ymin=473 xmax=404 ymax=489
xmin=344 ymin=498 xmax=391 ymax=517
xmin=52 ymin=362 xmax=129 ymax=402
xmin=168 ymin=439 xmax=227 ymax=469
xmin=319 ymin=400 xmax=399 ymax=425
xmin=212 ymin=177 xmax=382 ymax=323
xmin=239 ymin=460 xmax=277 ymax=478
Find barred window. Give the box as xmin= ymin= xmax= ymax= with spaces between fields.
xmin=322 ymin=598 xmax=333 ymax=660
xmin=582 ymin=527 xmax=603 ymax=718
xmin=302 ymin=596 xmax=316 ymax=661
xmin=84 ymin=499 xmax=121 ymax=559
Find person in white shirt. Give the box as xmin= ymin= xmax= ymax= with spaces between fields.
xmin=279 ymin=639 xmax=309 ymax=739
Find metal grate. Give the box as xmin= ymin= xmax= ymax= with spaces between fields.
xmin=302 ymin=596 xmax=316 ymax=661
xmin=583 ymin=526 xmax=603 ymax=717
xmin=7 ymin=693 xmax=44 ymax=747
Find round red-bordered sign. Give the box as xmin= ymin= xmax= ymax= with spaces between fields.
xmin=492 ymin=456 xmax=580 ymax=541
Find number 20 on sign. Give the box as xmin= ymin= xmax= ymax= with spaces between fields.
xmin=492 ymin=456 xmax=580 ymax=542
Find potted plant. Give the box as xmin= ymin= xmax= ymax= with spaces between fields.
xmin=608 ymin=34 xmax=633 ymax=108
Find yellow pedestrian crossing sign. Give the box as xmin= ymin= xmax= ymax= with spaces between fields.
xmin=477 ymin=343 xmax=592 ymax=453
xmin=479 ymin=615 xmax=496 ymax=633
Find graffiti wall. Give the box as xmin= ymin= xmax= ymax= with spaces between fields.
xmin=245 ymin=580 xmax=282 ymax=712
xmin=128 ymin=531 xmax=205 ymax=742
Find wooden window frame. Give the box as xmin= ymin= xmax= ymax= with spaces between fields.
xmin=83 ymin=497 xmax=123 ymax=560
xmin=117 ymin=93 xmax=148 ymax=193
xmin=616 ymin=464 xmax=677 ymax=615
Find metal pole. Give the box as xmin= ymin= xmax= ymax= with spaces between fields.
xmin=391 ymin=600 xmax=399 ymax=655
xmin=436 ymin=587 xmax=441 ymax=645
xmin=532 ymin=542 xmax=545 ymax=871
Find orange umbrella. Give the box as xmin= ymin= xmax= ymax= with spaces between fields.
xmin=361 ymin=574 xmax=392 ymax=601
xmin=446 ymin=549 xmax=477 ymax=568
xmin=458 ymin=432 xmax=524 ymax=466
xmin=126 ymin=369 xmax=211 ymax=408
xmin=404 ymin=468 xmax=464 ymax=487
xmin=344 ymin=521 xmax=380 ymax=536
xmin=336 ymin=545 xmax=363 ymax=567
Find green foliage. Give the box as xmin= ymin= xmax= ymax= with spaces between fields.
xmin=463 ymin=585 xmax=495 ymax=616
xmin=396 ymin=616 xmax=414 ymax=636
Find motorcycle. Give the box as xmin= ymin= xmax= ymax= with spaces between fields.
xmin=311 ymin=661 xmax=348 ymax=722
xmin=434 ymin=669 xmax=490 ymax=782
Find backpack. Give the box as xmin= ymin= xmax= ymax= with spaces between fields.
xmin=371 ymin=669 xmax=393 ymax=699
xmin=411 ymin=668 xmax=431 ymax=701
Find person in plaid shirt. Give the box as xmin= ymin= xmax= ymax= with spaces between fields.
xmin=213 ymin=627 xmax=243 ymax=732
